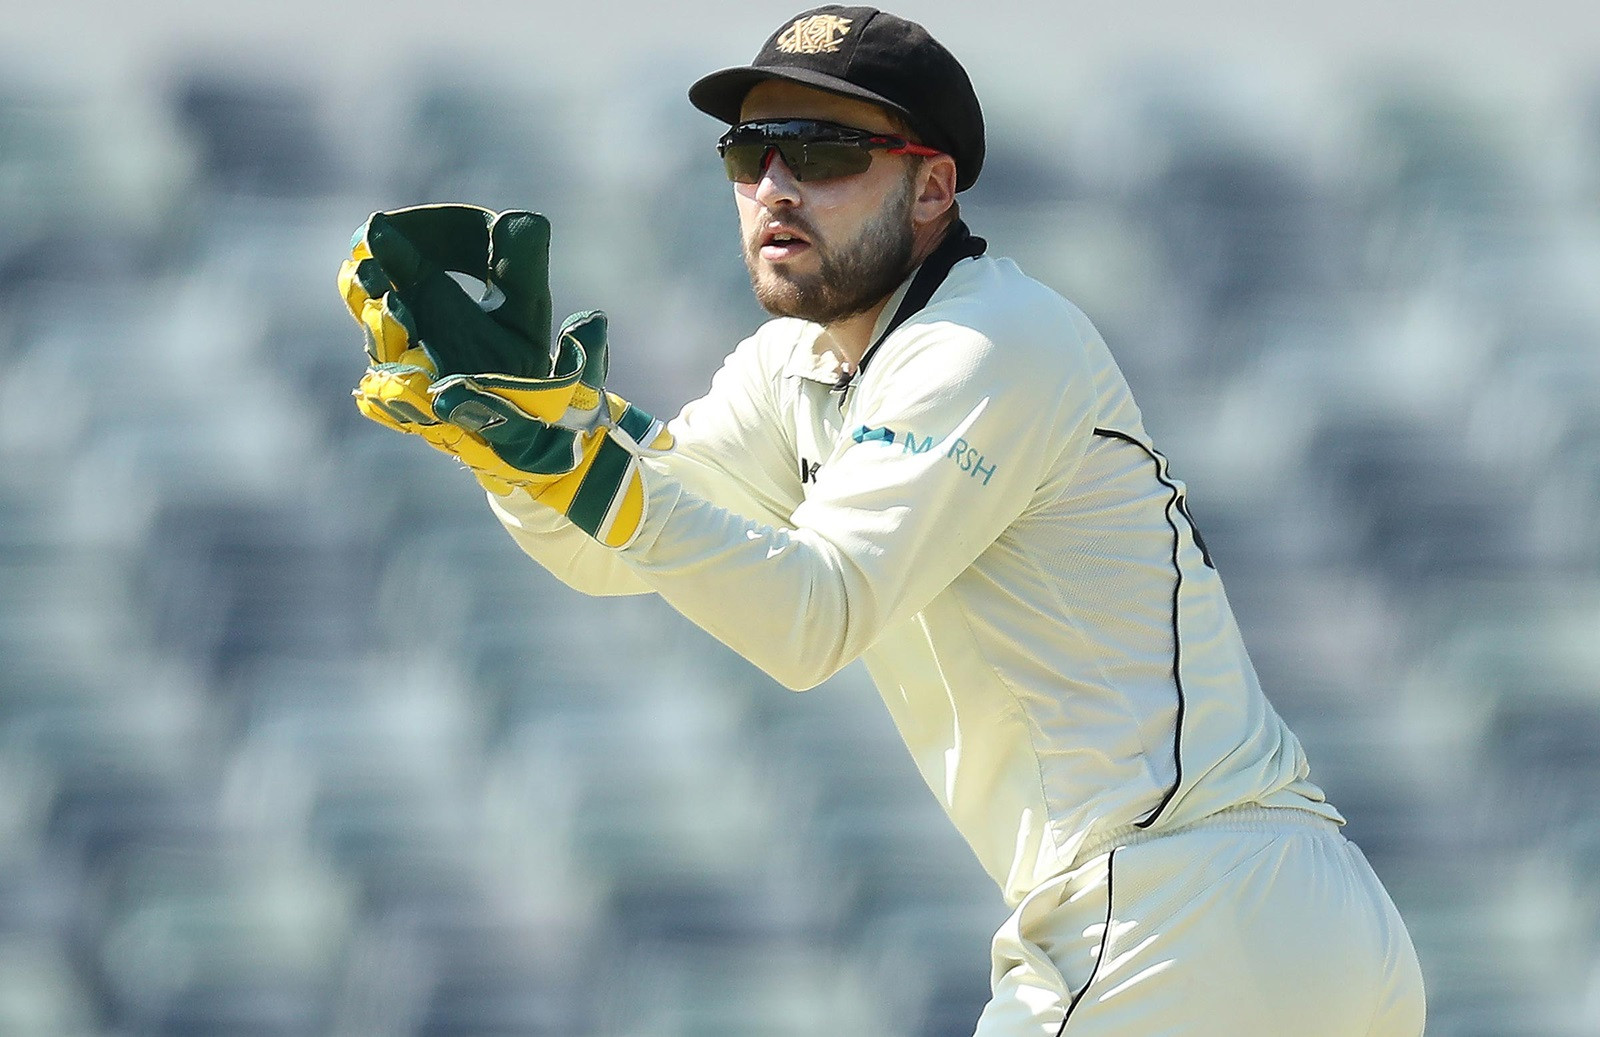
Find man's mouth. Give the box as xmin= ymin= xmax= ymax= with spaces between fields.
xmin=759 ymin=224 xmax=813 ymax=262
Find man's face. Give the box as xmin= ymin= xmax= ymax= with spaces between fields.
xmin=734 ymin=81 xmax=923 ymax=325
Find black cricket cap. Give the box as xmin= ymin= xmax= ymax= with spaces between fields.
xmin=689 ymin=6 xmax=985 ymax=191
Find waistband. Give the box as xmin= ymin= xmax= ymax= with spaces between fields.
xmin=1075 ymin=804 xmax=1342 ymax=865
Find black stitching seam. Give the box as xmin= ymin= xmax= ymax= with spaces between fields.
xmin=1055 ymin=847 xmax=1118 ymax=1034
xmin=1093 ymin=428 xmax=1188 ymax=829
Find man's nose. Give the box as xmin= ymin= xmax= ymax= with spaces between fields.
xmin=753 ymin=147 xmax=802 ymax=207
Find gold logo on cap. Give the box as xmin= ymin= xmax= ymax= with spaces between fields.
xmin=776 ymin=14 xmax=852 ymax=54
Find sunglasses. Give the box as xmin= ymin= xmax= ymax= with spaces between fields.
xmin=717 ymin=119 xmax=943 ymax=183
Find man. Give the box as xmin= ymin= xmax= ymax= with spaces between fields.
xmin=339 ymin=6 xmax=1426 ymax=1034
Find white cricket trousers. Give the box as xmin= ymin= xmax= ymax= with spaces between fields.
xmin=974 ymin=806 xmax=1425 ymax=1036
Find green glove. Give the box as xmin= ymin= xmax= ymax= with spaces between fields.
xmin=339 ymin=204 xmax=572 ymax=489
xmin=428 ymin=308 xmax=674 ymax=548
xmin=339 ymin=203 xmax=552 ymax=376
xmin=337 ymin=204 xmax=673 ymax=547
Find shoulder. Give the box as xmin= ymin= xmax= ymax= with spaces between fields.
xmin=876 ymin=256 xmax=1105 ymax=389
xmin=939 ymin=256 xmax=1099 ymax=352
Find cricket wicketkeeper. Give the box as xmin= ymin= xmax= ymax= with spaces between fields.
xmin=337 ymin=6 xmax=1427 ymax=1033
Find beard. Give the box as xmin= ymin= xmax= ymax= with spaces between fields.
xmin=743 ymin=170 xmax=919 ymax=325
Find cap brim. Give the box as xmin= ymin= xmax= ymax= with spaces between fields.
xmin=688 ymin=65 xmax=914 ymax=127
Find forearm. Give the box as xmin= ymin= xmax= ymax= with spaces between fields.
xmin=489 ymin=489 xmax=652 ymax=597
xmin=621 ymin=469 xmax=868 ymax=690
xmin=485 ymin=393 xmax=806 ymax=600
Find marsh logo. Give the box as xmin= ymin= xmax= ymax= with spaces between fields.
xmin=850 ymin=425 xmax=999 ymax=486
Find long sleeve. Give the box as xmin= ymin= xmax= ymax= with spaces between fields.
xmin=485 ymin=257 xmax=1344 ymax=902
xmin=619 ymin=282 xmax=1099 ymax=690
xmin=489 ymin=326 xmax=807 ymax=597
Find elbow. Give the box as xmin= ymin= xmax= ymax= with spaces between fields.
xmin=770 ymin=665 xmax=829 ymax=693
xmin=760 ymin=573 xmax=870 ymax=691
xmin=759 ymin=641 xmax=855 ymax=693
xmin=700 ymin=611 xmax=857 ymax=690
xmin=768 ymin=663 xmax=837 ymax=693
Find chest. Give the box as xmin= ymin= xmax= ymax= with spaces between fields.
xmin=789 ymin=379 xmax=856 ymax=490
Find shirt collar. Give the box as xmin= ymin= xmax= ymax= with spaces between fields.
xmin=781 ymin=272 xmax=918 ymax=385
xmin=779 ymin=220 xmax=987 ymax=386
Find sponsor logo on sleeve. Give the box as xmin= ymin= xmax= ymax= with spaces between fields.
xmin=849 ymin=425 xmax=998 ymax=486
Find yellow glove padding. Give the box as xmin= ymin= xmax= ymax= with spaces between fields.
xmin=338 ymin=205 xmax=672 ymax=546
xmin=425 ymin=311 xmax=674 ymax=547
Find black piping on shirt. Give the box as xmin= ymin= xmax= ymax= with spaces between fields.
xmin=833 ymin=220 xmax=987 ymax=392
xmin=1092 ymin=427 xmax=1192 ymax=830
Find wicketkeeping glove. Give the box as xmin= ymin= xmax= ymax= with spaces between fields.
xmin=338 ymin=204 xmax=673 ymax=548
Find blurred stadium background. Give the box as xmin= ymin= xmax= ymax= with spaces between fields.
xmin=1 ymin=1 xmax=1598 ymax=1034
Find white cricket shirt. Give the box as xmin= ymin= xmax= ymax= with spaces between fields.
xmin=490 ymin=250 xmax=1341 ymax=907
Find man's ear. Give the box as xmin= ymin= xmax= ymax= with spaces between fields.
xmin=913 ymin=154 xmax=959 ymax=225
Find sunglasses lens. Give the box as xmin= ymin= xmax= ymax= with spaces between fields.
xmin=720 ymin=137 xmax=877 ymax=183
xmin=721 ymin=143 xmax=770 ymax=184
xmin=788 ymin=142 xmax=873 ymax=181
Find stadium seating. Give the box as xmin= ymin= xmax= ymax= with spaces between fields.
xmin=0 ymin=58 xmax=1595 ymax=1036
